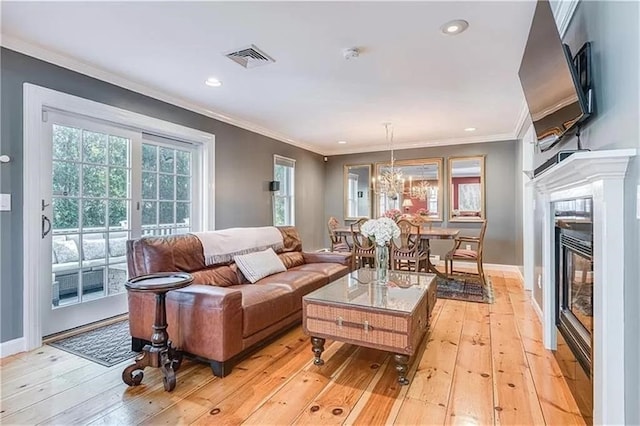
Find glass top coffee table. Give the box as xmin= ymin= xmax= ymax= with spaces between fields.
xmin=303 ymin=268 xmax=437 ymax=385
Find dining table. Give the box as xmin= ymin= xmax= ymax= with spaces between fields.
xmin=333 ymin=225 xmax=460 ymax=279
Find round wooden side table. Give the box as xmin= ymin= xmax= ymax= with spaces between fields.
xmin=122 ymin=272 xmax=193 ymax=392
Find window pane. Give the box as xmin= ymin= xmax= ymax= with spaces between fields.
xmin=176 ymin=202 xmax=190 ymax=225
xmin=142 ymin=144 xmax=157 ymax=171
xmin=82 ymin=199 xmax=106 ymax=229
xmin=159 ymin=202 xmax=175 ymax=224
xmin=53 ymin=125 xmax=80 ymax=161
xmin=109 ymin=167 xmax=127 ymax=198
xmin=142 ymin=172 xmax=157 ymax=200
xmin=274 ymin=196 xmax=285 ymax=226
xmin=83 ymin=131 xmax=107 ymax=164
xmin=82 ymin=165 xmax=107 ymax=197
xmin=108 ymin=200 xmax=127 ymax=227
xmin=176 ymin=176 xmax=190 ymax=201
xmin=159 ymin=147 xmax=175 ymax=173
xmin=142 ymin=201 xmax=157 ymax=226
xmin=159 ymin=174 xmax=175 ymax=200
xmin=53 ymin=161 xmax=79 ymax=197
xmin=107 ymin=264 xmax=128 ymax=295
xmin=109 ymin=136 xmax=128 ymax=167
xmin=53 ymin=198 xmax=79 ymax=230
xmin=176 ymin=150 xmax=191 ymax=175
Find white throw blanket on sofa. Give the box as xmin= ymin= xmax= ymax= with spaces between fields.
xmin=190 ymin=227 xmax=284 ymax=266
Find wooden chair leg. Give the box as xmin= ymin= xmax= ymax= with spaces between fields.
xmin=478 ymin=258 xmax=486 ymax=288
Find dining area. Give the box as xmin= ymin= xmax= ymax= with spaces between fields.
xmin=328 ymin=153 xmax=490 ymax=300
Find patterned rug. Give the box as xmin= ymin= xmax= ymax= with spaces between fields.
xmin=436 ymin=276 xmax=494 ymax=304
xmin=48 ymin=320 xmax=138 ymax=367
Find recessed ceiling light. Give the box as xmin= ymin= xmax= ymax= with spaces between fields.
xmin=338 ymin=140 xmax=347 ymax=144
xmin=205 ymin=77 xmax=222 ymax=87
xmin=464 ymin=127 xmax=476 ymax=132
xmin=441 ymin=19 xmax=469 ymax=35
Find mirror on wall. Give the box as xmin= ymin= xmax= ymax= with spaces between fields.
xmin=343 ymin=164 xmax=372 ymax=220
xmin=448 ymin=156 xmax=486 ymax=222
xmin=373 ymin=158 xmax=443 ymax=221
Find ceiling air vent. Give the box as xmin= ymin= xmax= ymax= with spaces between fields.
xmin=224 ymin=44 xmax=275 ymax=69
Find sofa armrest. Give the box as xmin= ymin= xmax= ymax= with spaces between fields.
xmin=302 ymin=251 xmax=352 ymax=266
xmin=128 ymin=284 xmax=244 ymax=362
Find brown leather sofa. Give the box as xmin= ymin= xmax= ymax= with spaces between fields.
xmin=126 ymin=226 xmax=351 ymax=377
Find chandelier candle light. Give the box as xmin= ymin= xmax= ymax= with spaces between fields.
xmin=372 ymin=123 xmax=405 ymax=200
xmin=360 ymin=217 xmax=401 ymax=284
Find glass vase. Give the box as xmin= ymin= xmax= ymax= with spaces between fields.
xmin=375 ymin=244 xmax=389 ymax=284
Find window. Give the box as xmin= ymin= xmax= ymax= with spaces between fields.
xmin=273 ymin=155 xmax=295 ymax=226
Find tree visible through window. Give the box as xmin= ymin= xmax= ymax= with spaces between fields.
xmin=273 ymin=155 xmax=295 ymax=226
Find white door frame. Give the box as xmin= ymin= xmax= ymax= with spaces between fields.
xmin=23 ymin=84 xmax=216 ymax=351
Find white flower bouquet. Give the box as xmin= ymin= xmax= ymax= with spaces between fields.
xmin=360 ymin=217 xmax=401 ymax=247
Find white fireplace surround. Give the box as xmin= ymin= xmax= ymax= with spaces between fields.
xmin=530 ymin=149 xmax=636 ymax=426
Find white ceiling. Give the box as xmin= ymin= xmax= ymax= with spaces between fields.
xmin=1 ymin=1 xmax=536 ymax=155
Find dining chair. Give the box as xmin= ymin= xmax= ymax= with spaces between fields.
xmin=350 ymin=218 xmax=375 ymax=269
xmin=445 ymin=220 xmax=488 ymax=287
xmin=391 ymin=219 xmax=428 ymax=272
xmin=327 ymin=216 xmax=350 ymax=252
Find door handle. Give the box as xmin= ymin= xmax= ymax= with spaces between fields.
xmin=42 ymin=215 xmax=51 ymax=239
xmin=42 ymin=199 xmax=50 ymax=211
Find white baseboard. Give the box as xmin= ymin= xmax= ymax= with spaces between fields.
xmin=532 ymin=298 xmax=544 ymax=322
xmin=1 ymin=337 xmax=25 ymax=358
xmin=435 ymin=260 xmax=522 ymax=273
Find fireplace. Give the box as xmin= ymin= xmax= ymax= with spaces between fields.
xmin=531 ymin=149 xmax=634 ymax=425
xmin=553 ymin=198 xmax=593 ymax=422
xmin=555 ymin=197 xmax=593 ymax=372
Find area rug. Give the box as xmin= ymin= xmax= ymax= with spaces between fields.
xmin=436 ymin=276 xmax=494 ymax=304
xmin=48 ymin=320 xmax=138 ymax=367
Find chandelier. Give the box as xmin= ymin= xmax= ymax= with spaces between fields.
xmin=372 ymin=123 xmax=405 ymax=200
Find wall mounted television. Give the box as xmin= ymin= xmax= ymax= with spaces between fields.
xmin=518 ymin=0 xmax=593 ymax=152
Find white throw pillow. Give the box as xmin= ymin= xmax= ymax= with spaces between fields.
xmin=53 ymin=239 xmax=79 ymax=263
xmin=234 ymin=248 xmax=286 ymax=284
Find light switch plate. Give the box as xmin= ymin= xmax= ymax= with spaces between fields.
xmin=0 ymin=193 xmax=11 ymax=211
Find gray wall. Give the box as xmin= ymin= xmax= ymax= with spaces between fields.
xmin=325 ymin=140 xmax=521 ymax=265
xmin=0 ymin=48 xmax=326 ymax=343
xmin=531 ymin=1 xmax=639 ymax=422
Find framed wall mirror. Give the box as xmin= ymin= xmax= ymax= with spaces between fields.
xmin=373 ymin=158 xmax=443 ymax=221
xmin=448 ymin=156 xmax=486 ymax=222
xmin=343 ymin=164 xmax=372 ymax=220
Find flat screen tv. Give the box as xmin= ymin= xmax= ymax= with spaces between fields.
xmin=518 ymin=1 xmax=593 ymax=152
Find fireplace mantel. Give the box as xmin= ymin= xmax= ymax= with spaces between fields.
xmin=531 ymin=149 xmax=636 ymax=193
xmin=529 ymin=148 xmax=636 ymax=425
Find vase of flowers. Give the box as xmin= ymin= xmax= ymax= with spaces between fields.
xmin=360 ymin=217 xmax=401 ymax=283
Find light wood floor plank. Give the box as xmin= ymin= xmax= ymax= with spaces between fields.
xmin=445 ymin=301 xmax=495 ymax=425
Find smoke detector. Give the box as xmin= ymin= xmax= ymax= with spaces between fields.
xmin=343 ymin=47 xmax=360 ymax=60
xmin=224 ymin=44 xmax=275 ymax=69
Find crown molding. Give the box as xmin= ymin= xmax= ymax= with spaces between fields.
xmin=0 ymin=34 xmax=324 ymax=155
xmin=323 ymin=132 xmax=517 ymax=156
xmin=514 ymin=99 xmax=532 ymax=140
xmin=550 ymin=0 xmax=580 ymax=37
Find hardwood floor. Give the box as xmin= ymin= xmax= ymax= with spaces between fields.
xmin=0 ymin=267 xmax=585 ymax=425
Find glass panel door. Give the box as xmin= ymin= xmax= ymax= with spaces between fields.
xmin=43 ymin=113 xmax=133 ymax=336
xmin=141 ymin=141 xmax=193 ymax=236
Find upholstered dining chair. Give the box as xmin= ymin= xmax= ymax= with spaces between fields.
xmin=391 ymin=219 xmax=428 ymax=272
xmin=350 ymin=218 xmax=375 ymax=269
xmin=445 ymin=220 xmax=488 ymax=287
xmin=327 ymin=216 xmax=350 ymax=252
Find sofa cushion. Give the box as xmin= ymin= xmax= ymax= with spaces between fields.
xmin=53 ymin=239 xmax=79 ymax=263
xmin=230 ymin=284 xmax=295 ymax=337
xmin=290 ymin=263 xmax=350 ymax=283
xmin=278 ymin=252 xmax=305 ymax=269
xmin=234 ymin=248 xmax=286 ymax=284
xmin=83 ymin=239 xmax=106 ymax=260
xmin=257 ymin=270 xmax=328 ymax=310
xmin=109 ymin=237 xmax=127 ymax=257
xmin=191 ymin=264 xmax=241 ymax=287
